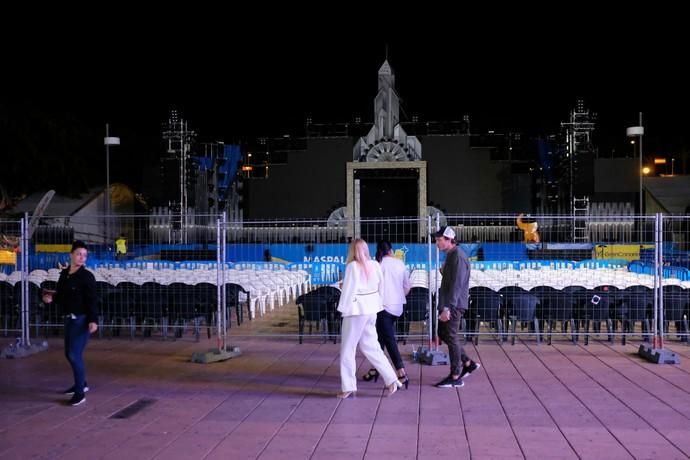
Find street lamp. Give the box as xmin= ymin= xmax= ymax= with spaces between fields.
xmin=626 ymin=113 xmax=644 ymax=214
xmin=104 ymin=123 xmax=120 ymax=241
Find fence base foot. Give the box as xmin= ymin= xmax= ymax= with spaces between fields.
xmin=414 ymin=346 xmax=449 ymax=366
xmin=638 ymin=344 xmax=680 ymax=364
xmin=191 ymin=346 xmax=241 ymax=363
xmin=1 ymin=341 xmax=49 ymax=359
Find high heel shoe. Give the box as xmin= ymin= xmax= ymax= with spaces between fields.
xmin=397 ymin=375 xmax=410 ymax=389
xmin=337 ymin=391 xmax=355 ymax=399
xmin=362 ymin=368 xmax=379 ymax=382
xmin=386 ymin=380 xmax=403 ymax=397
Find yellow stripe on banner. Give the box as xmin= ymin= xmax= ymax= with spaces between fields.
xmin=594 ymin=244 xmax=654 ymax=261
xmin=0 ymin=250 xmax=17 ymax=265
xmin=35 ymin=244 xmax=72 ymax=253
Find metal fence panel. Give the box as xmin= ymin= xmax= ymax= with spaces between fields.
xmin=660 ymin=215 xmax=690 ymax=344
xmin=0 ymin=219 xmax=23 ymax=339
xmin=28 ymin=214 xmax=226 ymax=343
xmin=444 ymin=214 xmax=660 ymax=344
xmin=16 ymin=212 xmax=685 ymax=347
xmin=219 ymin=216 xmax=434 ymax=346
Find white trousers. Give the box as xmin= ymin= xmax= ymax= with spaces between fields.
xmin=340 ymin=313 xmax=398 ymax=392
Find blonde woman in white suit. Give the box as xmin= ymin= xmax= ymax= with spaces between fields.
xmin=337 ymin=239 xmax=402 ymax=399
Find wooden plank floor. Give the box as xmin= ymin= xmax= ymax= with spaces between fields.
xmin=2 ymin=317 xmax=690 ymax=459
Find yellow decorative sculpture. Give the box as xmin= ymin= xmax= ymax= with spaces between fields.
xmin=0 ymin=235 xmax=19 ymax=264
xmin=516 ymin=213 xmax=540 ymax=243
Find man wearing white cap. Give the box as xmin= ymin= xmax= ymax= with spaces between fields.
xmin=433 ymin=226 xmax=480 ymax=388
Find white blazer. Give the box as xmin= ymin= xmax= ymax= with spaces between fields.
xmin=380 ymin=256 xmax=411 ymax=316
xmin=337 ymin=260 xmax=384 ymax=317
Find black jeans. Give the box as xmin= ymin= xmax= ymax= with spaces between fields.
xmin=376 ymin=310 xmax=404 ymax=371
xmin=64 ymin=315 xmax=90 ymax=394
xmin=438 ymin=308 xmax=469 ymax=376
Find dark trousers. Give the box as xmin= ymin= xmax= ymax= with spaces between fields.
xmin=64 ymin=315 xmax=90 ymax=394
xmin=438 ymin=308 xmax=469 ymax=376
xmin=376 ymin=310 xmax=404 ymax=370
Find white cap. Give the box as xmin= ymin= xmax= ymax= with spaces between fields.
xmin=432 ymin=226 xmax=456 ymax=240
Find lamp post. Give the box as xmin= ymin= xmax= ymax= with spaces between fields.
xmin=626 ymin=113 xmax=644 ymax=215
xmin=104 ymin=124 xmax=120 ymax=242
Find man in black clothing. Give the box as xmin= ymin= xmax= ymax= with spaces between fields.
xmin=433 ymin=227 xmax=480 ymax=388
xmin=43 ymin=241 xmax=98 ymax=406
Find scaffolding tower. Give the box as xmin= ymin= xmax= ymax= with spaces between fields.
xmin=560 ymin=99 xmax=597 ymax=219
xmin=162 ymin=110 xmax=197 ymax=243
xmin=573 ymin=196 xmax=590 ymax=242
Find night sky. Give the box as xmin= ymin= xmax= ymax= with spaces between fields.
xmin=2 ymin=20 xmax=689 ymax=198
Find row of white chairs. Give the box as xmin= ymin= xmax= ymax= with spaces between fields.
xmin=6 ymin=266 xmax=690 ymax=292
xmin=405 ymin=267 xmax=690 ymax=291
xmin=1 ymin=268 xmax=311 ymax=319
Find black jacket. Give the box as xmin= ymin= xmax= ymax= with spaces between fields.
xmin=55 ymin=266 xmax=98 ymax=324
